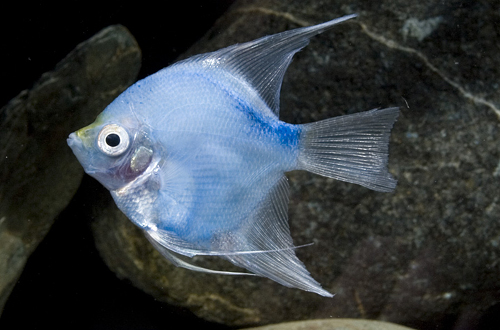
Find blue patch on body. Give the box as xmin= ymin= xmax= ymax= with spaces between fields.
xmin=188 ymin=70 xmax=301 ymax=151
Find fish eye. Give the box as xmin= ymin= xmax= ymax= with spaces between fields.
xmin=105 ymin=133 xmax=121 ymax=147
xmin=97 ymin=124 xmax=130 ymax=156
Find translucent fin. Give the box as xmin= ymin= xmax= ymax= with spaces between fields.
xmin=145 ymin=170 xmax=332 ymax=295
xmin=297 ymin=107 xmax=399 ymax=192
xmin=180 ymin=14 xmax=357 ymax=116
xmin=144 ymin=230 xmax=255 ymax=276
xmin=220 ymin=175 xmax=334 ymax=297
xmin=146 ymin=212 xmax=315 ymax=257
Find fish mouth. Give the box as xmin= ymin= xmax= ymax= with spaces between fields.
xmin=67 ymin=132 xmax=81 ymax=149
xmin=66 ymin=132 xmax=83 ymax=154
xmin=67 ymin=132 xmax=92 ymax=170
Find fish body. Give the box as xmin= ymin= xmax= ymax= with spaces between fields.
xmin=68 ymin=14 xmax=399 ymax=297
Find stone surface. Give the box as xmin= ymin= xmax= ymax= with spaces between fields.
xmin=244 ymin=319 xmax=416 ymax=330
xmin=90 ymin=1 xmax=500 ymax=329
xmin=0 ymin=25 xmax=141 ymax=315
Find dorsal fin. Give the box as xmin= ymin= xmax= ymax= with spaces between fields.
xmin=180 ymin=14 xmax=357 ymax=116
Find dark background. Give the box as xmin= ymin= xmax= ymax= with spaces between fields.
xmin=0 ymin=1 xmax=236 ymax=329
xmin=0 ymin=1 xmax=235 ymax=108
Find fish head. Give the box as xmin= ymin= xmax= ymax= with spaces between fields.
xmin=68 ymin=111 xmax=157 ymax=191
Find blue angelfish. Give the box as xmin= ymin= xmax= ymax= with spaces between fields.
xmin=67 ymin=14 xmax=398 ymax=297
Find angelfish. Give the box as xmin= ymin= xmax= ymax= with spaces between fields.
xmin=67 ymin=14 xmax=399 ymax=297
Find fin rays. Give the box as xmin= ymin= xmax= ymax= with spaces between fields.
xmin=178 ymin=14 xmax=357 ymax=116
xmin=222 ymin=175 xmax=333 ymax=297
xmin=298 ymin=107 xmax=399 ymax=192
xmin=145 ymin=175 xmax=333 ymax=297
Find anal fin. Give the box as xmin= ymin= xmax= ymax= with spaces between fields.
xmin=216 ymin=175 xmax=333 ymax=297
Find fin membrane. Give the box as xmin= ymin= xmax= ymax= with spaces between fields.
xmin=179 ymin=14 xmax=357 ymax=116
xmin=219 ymin=175 xmax=333 ymax=297
xmin=297 ymin=107 xmax=399 ymax=192
xmin=145 ymin=174 xmax=332 ymax=296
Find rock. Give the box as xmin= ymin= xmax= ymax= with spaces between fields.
xmin=90 ymin=0 xmax=500 ymax=329
xmin=0 ymin=25 xmax=141 ymax=315
xmin=243 ymin=318 xmax=416 ymax=330
xmin=0 ymin=230 xmax=25 ymax=315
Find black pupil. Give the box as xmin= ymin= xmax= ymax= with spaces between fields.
xmin=106 ymin=133 xmax=121 ymax=147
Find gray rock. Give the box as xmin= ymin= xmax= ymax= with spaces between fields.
xmin=243 ymin=318 xmax=416 ymax=330
xmin=0 ymin=25 xmax=141 ymax=315
xmin=91 ymin=0 xmax=500 ymax=328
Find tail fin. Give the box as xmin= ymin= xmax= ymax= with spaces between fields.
xmin=297 ymin=107 xmax=399 ymax=192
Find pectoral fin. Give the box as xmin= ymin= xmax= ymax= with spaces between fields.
xmin=144 ymin=231 xmax=255 ymax=276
